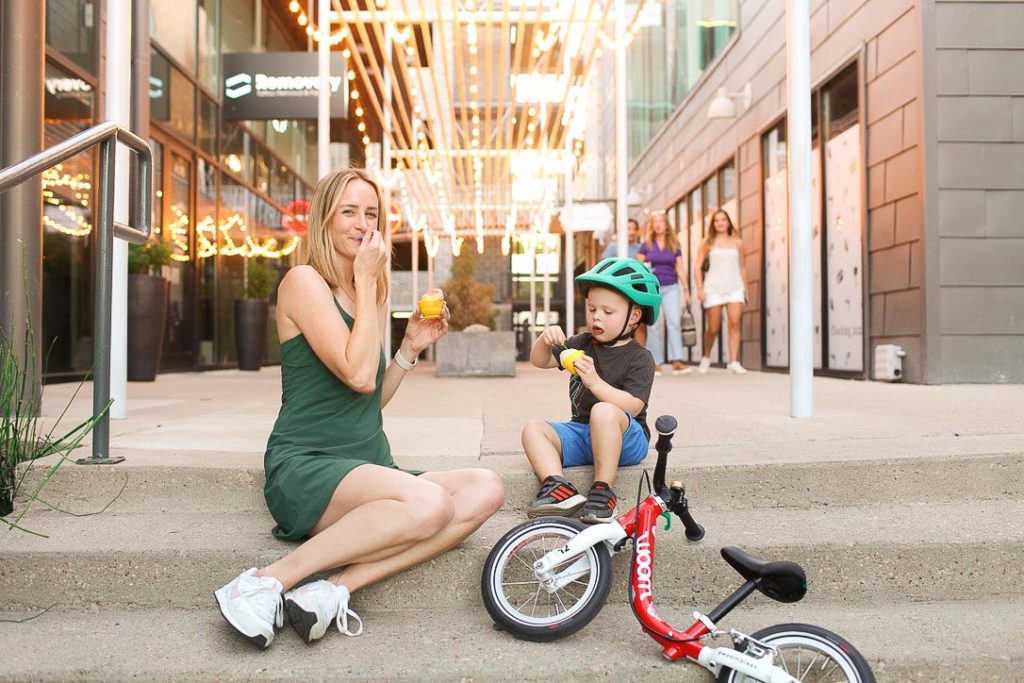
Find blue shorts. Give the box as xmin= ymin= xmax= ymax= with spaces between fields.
xmin=547 ymin=416 xmax=650 ymax=468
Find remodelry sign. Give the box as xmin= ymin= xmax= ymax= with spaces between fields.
xmin=222 ymin=52 xmax=348 ymax=120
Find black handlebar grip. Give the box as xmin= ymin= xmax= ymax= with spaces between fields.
xmin=654 ymin=415 xmax=677 ymax=453
xmin=677 ymin=508 xmax=705 ymax=542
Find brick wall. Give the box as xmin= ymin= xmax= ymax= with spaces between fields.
xmin=627 ymin=0 xmax=928 ymax=380
xmin=928 ymin=0 xmax=1024 ymax=382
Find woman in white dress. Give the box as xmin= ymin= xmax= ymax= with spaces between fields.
xmin=694 ymin=209 xmax=747 ymax=374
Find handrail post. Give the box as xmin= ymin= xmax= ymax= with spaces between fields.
xmin=77 ymin=137 xmax=123 ymax=464
xmin=0 ymin=123 xmax=153 ymax=467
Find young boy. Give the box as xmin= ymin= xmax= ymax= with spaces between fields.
xmin=522 ymin=257 xmax=661 ymax=523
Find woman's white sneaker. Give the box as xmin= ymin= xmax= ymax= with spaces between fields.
xmin=284 ymin=580 xmax=363 ymax=643
xmin=727 ymin=361 xmax=748 ymax=375
xmin=214 ymin=568 xmax=284 ymax=649
xmin=698 ymin=357 xmax=712 ymax=374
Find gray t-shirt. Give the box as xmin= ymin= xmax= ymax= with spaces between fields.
xmin=552 ymin=333 xmax=656 ymax=440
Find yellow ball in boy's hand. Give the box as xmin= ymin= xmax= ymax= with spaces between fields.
xmin=418 ymin=288 xmax=445 ymax=319
xmin=559 ymin=348 xmax=587 ymax=375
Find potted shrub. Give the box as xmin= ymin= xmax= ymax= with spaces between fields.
xmin=435 ymin=250 xmax=515 ymax=377
xmin=127 ymin=239 xmax=172 ymax=381
xmin=234 ymin=258 xmax=278 ymax=371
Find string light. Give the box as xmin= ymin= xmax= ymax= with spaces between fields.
xmin=196 ymin=214 xmax=300 ymax=260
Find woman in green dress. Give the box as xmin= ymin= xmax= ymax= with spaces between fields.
xmin=215 ymin=168 xmax=505 ymax=649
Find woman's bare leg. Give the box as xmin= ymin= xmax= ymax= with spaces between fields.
xmin=703 ymin=305 xmax=723 ymax=358
xmin=327 ymin=468 xmax=504 ymax=592
xmin=259 ymin=464 xmax=456 ymax=591
xmin=726 ymin=302 xmax=743 ymax=363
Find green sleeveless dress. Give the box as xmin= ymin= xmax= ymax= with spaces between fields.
xmin=263 ymin=300 xmax=397 ymax=541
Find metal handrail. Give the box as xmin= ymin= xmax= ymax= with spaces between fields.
xmin=0 ymin=121 xmax=153 ymax=464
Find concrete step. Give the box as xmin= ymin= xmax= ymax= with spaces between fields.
xmin=0 ymin=600 xmax=1021 ymax=681
xmin=3 ymin=502 xmax=1022 ymax=612
xmin=18 ymin=450 xmax=1024 ymax=515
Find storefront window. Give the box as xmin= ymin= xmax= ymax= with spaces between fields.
xmin=151 ymin=49 xmax=197 ymax=143
xmin=822 ymin=64 xmax=863 ymax=371
xmin=220 ymin=120 xmax=250 ymax=181
xmin=217 ymin=174 xmax=249 ymax=364
xmin=42 ymin=61 xmax=96 ymax=377
xmin=222 ymin=0 xmax=257 ymax=54
xmin=199 ymin=95 xmax=219 ymax=157
xmin=761 ymin=62 xmax=863 ymax=374
xmin=151 ymin=0 xmax=198 ymax=74
xmin=198 ymin=0 xmax=220 ymax=94
xmin=628 ymin=0 xmax=738 ymax=159
xmin=47 ymin=0 xmax=97 ymax=75
xmin=197 ymin=158 xmax=218 ymax=366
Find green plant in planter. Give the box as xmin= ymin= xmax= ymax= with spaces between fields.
xmin=235 ymin=258 xmax=278 ymax=301
xmin=128 ymin=238 xmax=173 ymax=275
xmin=1 ymin=328 xmax=110 ymax=534
xmin=442 ymin=250 xmax=496 ymax=331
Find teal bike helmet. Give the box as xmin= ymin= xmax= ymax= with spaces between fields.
xmin=576 ymin=257 xmax=662 ymax=342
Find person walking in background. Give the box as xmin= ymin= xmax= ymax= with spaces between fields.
xmin=602 ymin=217 xmax=641 ymax=260
xmin=694 ymin=208 xmax=747 ymax=374
xmin=636 ymin=210 xmax=691 ymax=376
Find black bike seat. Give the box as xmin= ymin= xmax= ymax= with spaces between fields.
xmin=721 ymin=546 xmax=807 ymax=604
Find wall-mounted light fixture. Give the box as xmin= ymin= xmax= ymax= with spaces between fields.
xmin=707 ymin=82 xmax=752 ymax=119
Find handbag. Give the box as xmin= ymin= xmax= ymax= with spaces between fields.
xmin=681 ymin=305 xmax=697 ymax=348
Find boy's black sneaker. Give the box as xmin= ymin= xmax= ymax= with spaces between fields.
xmin=527 ymin=475 xmax=586 ymax=518
xmin=579 ymin=481 xmax=617 ymax=524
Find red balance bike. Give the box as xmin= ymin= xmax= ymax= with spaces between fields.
xmin=482 ymin=416 xmax=875 ymax=683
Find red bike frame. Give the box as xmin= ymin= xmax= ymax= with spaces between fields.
xmin=616 ymin=495 xmax=711 ymax=662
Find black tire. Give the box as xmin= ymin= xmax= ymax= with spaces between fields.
xmin=481 ymin=516 xmax=613 ymax=642
xmin=716 ymin=623 xmax=875 ymax=683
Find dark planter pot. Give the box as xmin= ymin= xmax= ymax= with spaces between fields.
xmin=127 ymin=274 xmax=168 ymax=381
xmin=234 ymin=299 xmax=268 ymax=371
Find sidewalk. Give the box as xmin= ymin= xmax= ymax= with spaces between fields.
xmin=39 ymin=361 xmax=1024 ymax=470
xmin=9 ymin=363 xmax=1023 ymax=680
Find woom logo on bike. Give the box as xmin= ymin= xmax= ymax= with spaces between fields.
xmin=635 ymin=530 xmax=653 ymax=600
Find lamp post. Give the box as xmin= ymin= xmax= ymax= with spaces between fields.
xmin=786 ymin=0 xmax=813 ymax=417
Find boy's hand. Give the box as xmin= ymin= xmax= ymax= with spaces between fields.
xmin=540 ymin=325 xmax=567 ymax=348
xmin=572 ymin=356 xmax=603 ymax=390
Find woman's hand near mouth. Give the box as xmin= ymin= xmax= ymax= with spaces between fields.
xmin=353 ymin=230 xmax=387 ymax=286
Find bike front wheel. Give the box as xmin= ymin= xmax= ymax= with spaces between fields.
xmin=717 ymin=623 xmax=875 ymax=683
xmin=481 ymin=517 xmax=612 ymax=642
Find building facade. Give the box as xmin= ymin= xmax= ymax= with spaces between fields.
xmin=24 ymin=0 xmax=323 ymax=380
xmin=623 ymin=0 xmax=1024 ymax=383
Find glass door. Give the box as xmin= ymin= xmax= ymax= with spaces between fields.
xmin=159 ymin=144 xmax=197 ymax=369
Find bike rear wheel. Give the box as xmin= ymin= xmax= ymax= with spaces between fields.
xmin=481 ymin=517 xmax=612 ymax=642
xmin=717 ymin=623 xmax=875 ymax=683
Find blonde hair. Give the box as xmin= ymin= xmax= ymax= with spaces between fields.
xmin=643 ymin=211 xmax=679 ymax=253
xmin=305 ymin=168 xmax=389 ymax=306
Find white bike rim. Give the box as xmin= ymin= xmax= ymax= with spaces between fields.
xmin=733 ymin=631 xmax=861 ymax=683
xmin=490 ymin=524 xmax=600 ymax=627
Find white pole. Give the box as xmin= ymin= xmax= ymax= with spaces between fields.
xmin=107 ymin=0 xmax=131 ymax=420
xmin=542 ymin=237 xmax=551 ymax=328
xmin=317 ymin=0 xmax=331 ymax=179
xmin=529 ymin=238 xmax=537 ymax=344
xmin=615 ymin=0 xmax=628 ymax=259
xmin=786 ymin=0 xmax=813 ymax=418
xmin=564 ymin=141 xmax=575 ymax=335
xmin=412 ymin=227 xmax=420 ymax=305
xmin=383 ymin=23 xmax=393 ymax=358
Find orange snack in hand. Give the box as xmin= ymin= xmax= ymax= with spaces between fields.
xmin=418 ymin=288 xmax=445 ymax=319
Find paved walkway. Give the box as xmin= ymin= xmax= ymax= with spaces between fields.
xmin=40 ymin=362 xmax=1024 ymax=470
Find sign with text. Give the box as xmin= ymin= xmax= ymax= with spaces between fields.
xmin=222 ymin=52 xmax=348 ymax=120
